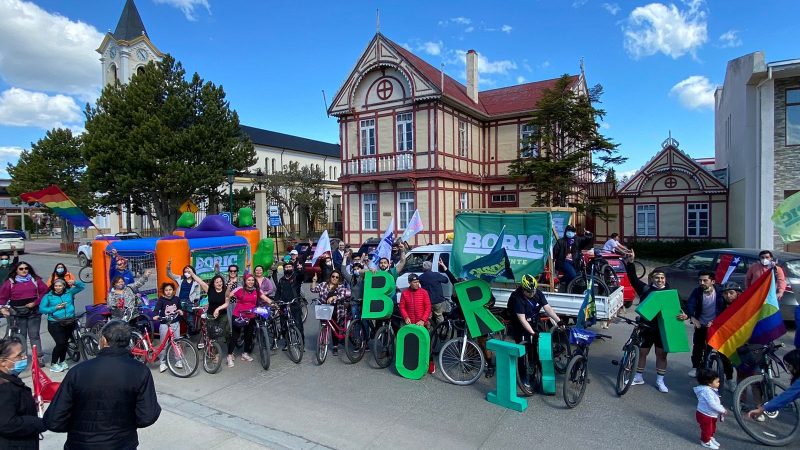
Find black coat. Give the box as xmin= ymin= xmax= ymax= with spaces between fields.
xmin=43 ymin=347 xmax=161 ymax=450
xmin=0 ymin=371 xmax=45 ymax=450
xmin=553 ymin=232 xmax=594 ymax=269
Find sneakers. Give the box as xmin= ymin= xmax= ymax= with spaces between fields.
xmin=49 ymin=362 xmax=64 ymax=373
xmin=700 ymin=440 xmax=719 ymax=449
xmin=688 ymin=368 xmax=697 ymax=378
xmin=428 ymin=361 xmax=436 ymax=374
xmin=710 ymin=438 xmax=719 ymax=447
xmin=754 ymin=414 xmax=766 ymax=422
xmin=226 ymin=355 xmax=235 ymax=368
xmin=61 ymin=362 xmax=69 ymax=371
xmin=197 ymin=341 xmax=205 ymax=349
xmin=656 ymin=380 xmax=669 ymax=393
xmin=241 ymin=353 xmax=253 ymax=362
xmin=632 ymin=374 xmax=645 ymax=385
xmin=332 ymin=346 xmax=339 ymax=357
xmin=159 ymin=363 xmax=167 ymax=373
xmin=175 ymin=361 xmax=184 ymax=369
xmin=725 ymin=380 xmax=736 ymax=393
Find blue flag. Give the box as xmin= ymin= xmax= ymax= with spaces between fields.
xmin=460 ymin=226 xmax=514 ymax=282
xmin=576 ymin=265 xmax=597 ymax=329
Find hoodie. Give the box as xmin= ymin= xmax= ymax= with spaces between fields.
xmin=694 ymin=385 xmax=726 ymax=418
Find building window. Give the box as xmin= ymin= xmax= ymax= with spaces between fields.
xmin=788 ymin=89 xmax=800 ymax=146
xmin=136 ymin=66 xmax=145 ymax=76
xmin=360 ymin=119 xmax=376 ymax=155
xmin=490 ymin=193 xmax=517 ymax=207
xmin=271 ymin=159 xmax=276 ymax=174
xmin=329 ymin=167 xmax=333 ymax=179
xmin=636 ymin=204 xmax=657 ymax=237
xmin=362 ymin=193 xmax=378 ymax=230
xmin=687 ymin=203 xmax=709 ymax=237
xmin=398 ymin=192 xmax=415 ymax=229
xmin=458 ymin=120 xmax=468 ymax=157
xmin=397 ymin=113 xmax=413 ymax=152
xmin=333 ymin=166 xmax=337 ymax=179
xmin=520 ymin=124 xmax=538 ymax=158
xmin=460 ymin=192 xmax=468 ymax=210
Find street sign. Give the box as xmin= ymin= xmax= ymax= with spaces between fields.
xmin=220 ymin=212 xmax=232 ymax=224
xmin=179 ymin=200 xmax=199 ymax=214
xmin=268 ymin=205 xmax=282 ymax=227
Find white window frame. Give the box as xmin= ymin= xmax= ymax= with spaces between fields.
xmin=360 ymin=119 xmax=376 ymax=156
xmin=396 ymin=113 xmax=413 ymax=152
xmin=459 ymin=192 xmax=468 ymax=210
xmin=459 ymin=120 xmax=468 ymax=157
xmin=636 ymin=204 xmax=657 ymax=237
xmin=520 ymin=124 xmax=538 ymax=158
xmin=362 ymin=193 xmax=378 ymax=230
xmin=491 ymin=193 xmax=517 ymax=203
xmin=687 ymin=203 xmax=709 ymax=237
xmin=398 ymin=192 xmax=415 ymax=229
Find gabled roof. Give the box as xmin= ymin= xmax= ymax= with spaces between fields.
xmin=240 ymin=125 xmax=340 ymax=158
xmin=113 ymin=0 xmax=147 ymax=41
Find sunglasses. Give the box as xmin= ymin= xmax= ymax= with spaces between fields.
xmin=229 ymin=270 xmax=238 ymax=273
xmin=17 ymin=266 xmax=29 ymax=271
xmin=330 ymin=275 xmax=340 ymax=279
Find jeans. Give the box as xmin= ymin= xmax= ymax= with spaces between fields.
xmin=559 ymin=262 xmax=577 ymax=287
xmin=47 ymin=321 xmax=75 ymax=365
xmin=691 ymin=325 xmax=710 ymax=369
xmin=16 ymin=313 xmax=43 ymax=359
xmin=431 ymin=302 xmax=448 ymax=328
xmin=159 ymin=322 xmax=180 ymax=363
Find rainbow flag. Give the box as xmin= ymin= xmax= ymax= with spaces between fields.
xmin=20 ymin=185 xmax=94 ymax=228
xmin=707 ymin=269 xmax=786 ymax=358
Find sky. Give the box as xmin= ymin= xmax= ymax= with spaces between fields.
xmin=0 ymin=0 xmax=797 ymax=180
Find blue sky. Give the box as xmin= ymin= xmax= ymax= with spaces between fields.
xmin=0 ymin=0 xmax=797 ymax=179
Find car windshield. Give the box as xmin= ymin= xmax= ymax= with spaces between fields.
xmin=783 ymin=259 xmax=800 ymax=278
xmin=0 ymin=232 xmax=20 ymax=239
xmin=400 ymin=252 xmax=434 ymax=275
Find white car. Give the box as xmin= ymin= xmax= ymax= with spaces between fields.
xmin=0 ymin=232 xmax=25 ymax=254
xmin=77 ymin=232 xmax=140 ymax=267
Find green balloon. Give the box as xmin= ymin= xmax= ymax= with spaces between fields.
xmin=253 ymin=238 xmax=274 ymax=270
xmin=176 ymin=212 xmax=196 ymax=228
xmin=238 ymin=207 xmax=254 ymax=227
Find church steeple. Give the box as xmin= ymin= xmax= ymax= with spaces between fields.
xmin=113 ymin=0 xmax=147 ymax=41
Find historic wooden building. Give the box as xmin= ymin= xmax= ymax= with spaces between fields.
xmin=328 ymin=33 xmax=588 ymax=245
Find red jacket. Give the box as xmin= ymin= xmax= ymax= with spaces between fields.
xmin=400 ymin=288 xmax=431 ymax=325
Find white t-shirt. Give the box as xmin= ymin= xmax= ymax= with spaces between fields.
xmin=603 ymin=238 xmax=618 ymax=252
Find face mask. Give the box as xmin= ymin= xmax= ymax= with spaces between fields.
xmin=761 ymin=258 xmax=771 ymax=266
xmin=56 ymin=268 xmax=65 ymax=275
xmin=326 ymin=261 xmax=333 ymax=266
xmin=0 ymin=260 xmax=8 ymax=266
xmin=184 ymin=272 xmax=191 ymax=278
xmin=354 ymin=269 xmax=361 ymax=276
xmin=566 ymin=231 xmax=576 ymax=238
xmin=9 ymin=358 xmax=27 ymax=375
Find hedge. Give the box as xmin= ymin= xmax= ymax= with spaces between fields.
xmin=627 ymin=239 xmax=731 ymax=263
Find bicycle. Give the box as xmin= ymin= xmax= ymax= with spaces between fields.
xmin=60 ymin=312 xmax=100 ymax=362
xmin=315 ymin=300 xmax=352 ymax=365
xmin=536 ymin=316 xmax=571 ymax=374
xmin=343 ymin=302 xmax=370 ymax=364
xmin=268 ymin=297 xmax=303 ymax=364
xmin=611 ymin=315 xmax=652 ymax=396
xmin=251 ymin=306 xmax=272 ymax=370
xmin=702 ymin=347 xmax=728 ymax=388
xmin=732 ymin=342 xmax=800 ymax=446
xmin=370 ymin=309 xmax=404 ymax=369
xmin=130 ymin=313 xmax=199 ymax=377
xmin=1 ymin=304 xmax=23 ymax=339
xmin=562 ymin=327 xmax=611 ymax=408
xmin=430 ymin=301 xmax=465 ymax=354
xmin=438 ymin=328 xmax=497 ymax=386
xmin=78 ymin=265 xmax=93 ymax=283
xmin=193 ymin=306 xmax=224 ymax=374
xmin=517 ymin=334 xmax=543 ymax=396
xmin=566 ymin=249 xmax=613 ymax=296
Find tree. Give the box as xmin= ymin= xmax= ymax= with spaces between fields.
xmin=262 ymin=162 xmax=326 ymax=237
xmin=509 ymin=75 xmax=625 ymax=217
xmin=605 ymin=167 xmax=617 ymax=184
xmin=82 ymin=55 xmax=256 ymax=234
xmin=7 ymin=128 xmax=96 ymax=243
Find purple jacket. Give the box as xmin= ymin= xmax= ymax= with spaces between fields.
xmin=0 ymin=277 xmax=49 ymax=308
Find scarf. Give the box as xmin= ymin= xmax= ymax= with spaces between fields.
xmin=15 ymin=274 xmax=32 ymax=283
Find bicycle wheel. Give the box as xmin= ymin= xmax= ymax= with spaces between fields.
xmin=431 ymin=320 xmax=456 ymax=354
xmin=80 ymin=334 xmax=99 ymax=359
xmin=286 ymin=325 xmax=303 ymax=363
xmin=371 ymin=324 xmax=394 ymax=369
xmin=615 ymin=344 xmax=639 ymax=396
xmin=633 ymin=261 xmax=646 ymax=280
xmin=257 ymin=327 xmax=271 ymax=370
xmin=550 ymin=327 xmax=571 ymax=374
xmin=166 ymin=337 xmax=198 ymax=378
xmin=733 ymin=375 xmax=800 ymax=446
xmin=563 ymin=355 xmax=588 ymax=408
xmin=129 ymin=331 xmax=148 ymax=363
xmin=344 ymin=320 xmax=367 ymax=364
xmin=301 ymin=299 xmax=309 ymax=323
xmin=704 ymin=352 xmax=726 ymax=385
xmin=203 ymin=341 xmax=223 ymax=374
xmin=567 ymin=275 xmax=610 ymax=296
xmin=67 ymin=335 xmax=81 ymax=362
xmin=78 ymin=266 xmax=93 ymax=283
xmin=316 ymin=323 xmax=330 ymax=365
xmin=517 ymin=351 xmax=539 ymax=397
xmin=438 ymin=337 xmax=485 ymax=386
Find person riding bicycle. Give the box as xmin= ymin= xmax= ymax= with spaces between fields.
xmin=602 ymin=233 xmax=631 ymax=255
xmin=506 ymin=274 xmax=564 ymax=391
xmin=553 ymin=225 xmax=594 ymax=287
xmin=274 ymin=261 xmax=305 ymax=349
xmin=194 ymin=274 xmax=232 ymax=367
xmin=747 ymin=349 xmax=800 ymax=421
xmin=152 ymin=282 xmax=184 ymax=373
xmin=39 ymin=279 xmax=86 ymax=373
xmin=311 ymin=270 xmax=351 ymax=356
xmin=229 ymin=274 xmax=272 ymax=366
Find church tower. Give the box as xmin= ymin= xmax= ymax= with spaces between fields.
xmin=96 ymin=0 xmax=163 ymax=86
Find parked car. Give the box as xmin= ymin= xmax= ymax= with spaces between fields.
xmin=77 ymin=232 xmax=141 ymax=267
xmin=586 ymin=250 xmax=636 ymax=305
xmin=0 ymin=232 xmax=25 ymax=254
xmin=356 ymin=238 xmax=381 ymax=258
xmin=654 ymin=248 xmax=800 ymax=322
xmin=0 ymin=229 xmax=26 ymax=240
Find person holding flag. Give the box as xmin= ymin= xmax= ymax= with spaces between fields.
xmin=0 ymin=336 xmax=45 ymax=448
xmin=745 ymin=250 xmax=786 ymax=300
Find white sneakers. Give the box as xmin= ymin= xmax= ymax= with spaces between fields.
xmin=240 ymin=353 xmax=253 ymax=362
xmin=226 ymin=355 xmax=235 ymax=368
xmin=632 ymin=374 xmax=645 ymax=385
xmin=701 ymin=439 xmax=719 ymax=449
xmin=656 ymin=380 xmax=669 ymax=393
xmin=159 ymin=363 xmax=167 ymax=373
xmin=631 ymin=374 xmax=668 ymax=392
xmin=688 ymin=368 xmax=697 ymax=378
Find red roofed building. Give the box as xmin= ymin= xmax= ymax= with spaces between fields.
xmin=328 ymin=33 xmax=588 ymax=245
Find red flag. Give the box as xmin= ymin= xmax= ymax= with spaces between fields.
xmin=31 ymin=345 xmax=44 ymax=416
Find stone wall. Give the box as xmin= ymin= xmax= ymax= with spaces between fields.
xmin=773 ymin=76 xmax=800 ymax=250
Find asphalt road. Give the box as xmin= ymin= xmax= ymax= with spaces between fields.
xmin=7 ymin=250 xmax=798 ymax=450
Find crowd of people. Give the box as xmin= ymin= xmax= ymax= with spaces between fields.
xmin=0 ymin=232 xmax=799 ymax=449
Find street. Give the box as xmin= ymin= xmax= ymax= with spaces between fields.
xmin=7 ymin=247 xmax=796 ymax=450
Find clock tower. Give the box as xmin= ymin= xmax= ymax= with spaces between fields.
xmin=96 ymin=0 xmax=163 ymax=86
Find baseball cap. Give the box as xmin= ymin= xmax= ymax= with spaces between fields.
xmin=408 ymin=273 xmax=419 ymax=282
xmin=290 ymin=250 xmax=298 ymax=255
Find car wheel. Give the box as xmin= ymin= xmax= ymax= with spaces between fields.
xmin=78 ymin=253 xmax=89 ymax=267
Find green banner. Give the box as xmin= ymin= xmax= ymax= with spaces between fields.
xmin=551 ymin=211 xmax=572 ymax=239
xmin=191 ymin=246 xmax=248 ymax=280
xmin=772 ymin=191 xmax=800 ymax=243
xmin=451 ymin=212 xmax=552 ymax=282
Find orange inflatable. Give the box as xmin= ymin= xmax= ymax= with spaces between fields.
xmin=91 ymin=240 xmax=111 ymax=305
xmin=155 ymin=238 xmax=190 ymax=290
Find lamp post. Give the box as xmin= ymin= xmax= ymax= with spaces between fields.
xmin=226 ymin=168 xmax=235 ymax=217
xmin=324 ymin=189 xmax=331 ymax=226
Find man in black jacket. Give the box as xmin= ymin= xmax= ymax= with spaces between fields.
xmin=553 ymin=225 xmax=593 ymax=287
xmin=44 ymin=320 xmax=160 ymax=449
xmin=275 ymin=261 xmax=305 ymax=348
xmin=685 ymin=270 xmax=725 ymax=378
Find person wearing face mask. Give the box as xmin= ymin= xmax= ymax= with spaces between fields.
xmin=684 ymin=271 xmax=725 ymax=379
xmin=46 ymin=263 xmax=76 ymax=288
xmin=166 ymin=260 xmax=202 ymax=335
xmin=0 ymin=245 xmax=20 ymax=282
xmin=39 ymin=279 xmax=85 ymax=373
xmin=626 ymin=250 xmax=683 ymax=393
xmin=43 ymin=320 xmax=161 ymax=449
xmin=0 ymin=262 xmax=49 ymax=367
xmin=0 ymin=336 xmax=45 ymax=449
xmin=311 ymin=269 xmax=351 ymax=355
xmin=553 ymin=225 xmax=594 ymax=288
xmin=108 ymin=249 xmax=135 ymax=286
xmin=274 ymin=261 xmax=305 ymax=349
xmin=332 ymin=242 xmax=346 ymax=269
xmin=745 ymin=250 xmax=787 ymax=300
xmin=253 ymin=265 xmax=276 ymax=297
xmin=320 ymin=255 xmax=335 ymax=283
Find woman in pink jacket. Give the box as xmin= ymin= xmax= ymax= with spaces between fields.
xmin=0 ymin=262 xmax=49 ymax=364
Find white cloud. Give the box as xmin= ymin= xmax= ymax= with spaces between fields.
xmin=451 ymin=17 xmax=471 ymax=25
xmin=464 ymin=26 xmax=474 ymax=33
xmin=455 ymin=50 xmax=517 ymax=75
xmin=670 ymin=75 xmax=716 ymax=110
xmin=539 ymin=61 xmax=551 ymax=69
xmin=600 ymin=121 xmax=611 ymax=130
xmin=618 ymin=169 xmax=639 ymax=182
xmin=153 ymin=0 xmax=211 ymax=21
xmin=418 ymin=41 xmax=443 ymax=56
xmin=0 ymin=146 xmax=24 ymax=178
xmin=623 ymin=0 xmax=708 ymax=59
xmin=602 ymin=3 xmax=620 ymax=15
xmin=501 ymin=25 xmax=513 ymax=33
xmin=718 ymin=30 xmax=742 ymax=48
xmin=400 ymin=42 xmax=413 ymax=51
xmin=573 ymin=0 xmax=589 ymax=7
xmin=0 ymin=0 xmax=103 ymax=98
xmin=517 ymin=76 xmax=526 ymax=84
xmin=0 ymin=88 xmax=83 ymax=129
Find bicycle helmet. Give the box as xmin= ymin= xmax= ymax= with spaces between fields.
xmin=721 ymin=281 xmax=743 ymax=293
xmin=520 ymin=274 xmax=538 ymax=292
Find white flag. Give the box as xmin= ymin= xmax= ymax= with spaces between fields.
xmin=400 ymin=210 xmax=423 ymax=243
xmin=311 ymin=230 xmax=331 ymax=266
xmin=370 ymin=218 xmax=395 ymax=269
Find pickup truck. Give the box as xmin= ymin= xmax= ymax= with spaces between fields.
xmin=394 ymin=244 xmax=624 ymax=320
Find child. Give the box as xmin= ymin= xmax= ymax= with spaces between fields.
xmin=152 ymin=282 xmax=183 ymax=373
xmin=693 ymin=368 xmax=728 ymax=449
